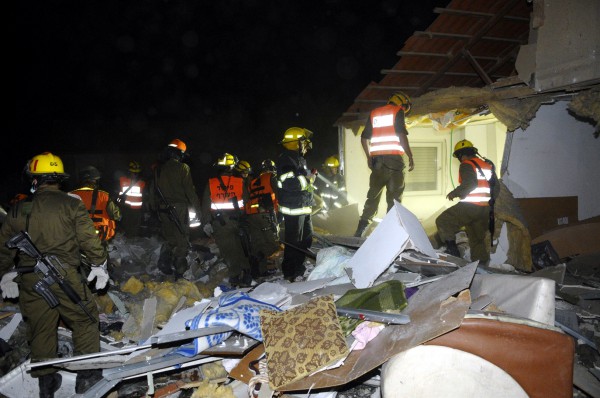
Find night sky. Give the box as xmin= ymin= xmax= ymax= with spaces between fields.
xmin=11 ymin=0 xmax=448 ymax=202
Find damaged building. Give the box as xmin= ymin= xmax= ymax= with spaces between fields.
xmin=2 ymin=0 xmax=600 ymax=397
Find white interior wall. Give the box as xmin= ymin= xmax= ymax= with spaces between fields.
xmin=503 ymin=101 xmax=600 ymax=221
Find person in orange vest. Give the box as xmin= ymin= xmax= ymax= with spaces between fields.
xmin=201 ymin=153 xmax=252 ymax=287
xmin=436 ymin=139 xmax=499 ymax=263
xmin=246 ymin=159 xmax=281 ymax=278
xmin=117 ymin=160 xmax=146 ymax=238
xmin=71 ymin=165 xmax=121 ymax=245
xmin=354 ymin=91 xmax=414 ymax=237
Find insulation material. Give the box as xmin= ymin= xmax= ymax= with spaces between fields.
xmin=121 ymin=276 xmax=145 ymax=295
xmin=568 ymin=88 xmax=600 ymax=134
xmin=487 ymin=97 xmax=544 ymax=132
xmin=189 ymin=379 xmax=235 ymax=398
xmin=492 ymin=180 xmax=533 ymax=272
xmin=409 ymin=86 xmax=548 ymax=132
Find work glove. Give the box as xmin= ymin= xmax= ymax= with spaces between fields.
xmin=0 ymin=272 xmax=19 ymax=299
xmin=203 ymin=223 xmax=214 ymax=237
xmin=87 ymin=260 xmax=109 ymax=290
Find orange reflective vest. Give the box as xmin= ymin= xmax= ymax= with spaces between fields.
xmin=208 ymin=175 xmax=245 ymax=212
xmin=119 ymin=176 xmax=146 ymax=209
xmin=459 ymin=158 xmax=492 ymax=206
xmin=247 ymin=172 xmax=278 ymax=215
xmin=369 ymin=104 xmax=405 ymax=156
xmin=71 ymin=187 xmax=117 ymax=241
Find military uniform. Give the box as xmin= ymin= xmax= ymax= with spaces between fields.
xmin=149 ymin=157 xmax=201 ymax=276
xmin=0 ymin=185 xmax=106 ymax=377
xmin=436 ymin=158 xmax=493 ymax=262
xmin=201 ymin=171 xmax=251 ymax=284
xmin=358 ymin=108 xmax=410 ymax=223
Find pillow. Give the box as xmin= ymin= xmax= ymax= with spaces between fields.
xmin=260 ymin=294 xmax=349 ymax=390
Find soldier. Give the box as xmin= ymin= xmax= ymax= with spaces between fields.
xmin=0 ymin=152 xmax=108 ymax=397
xmin=201 ymin=153 xmax=253 ymax=287
xmin=148 ymin=139 xmax=202 ymax=278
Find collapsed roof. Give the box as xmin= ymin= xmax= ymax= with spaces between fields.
xmin=336 ymin=0 xmax=600 ymax=133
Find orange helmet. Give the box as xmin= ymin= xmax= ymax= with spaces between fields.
xmin=168 ymin=139 xmax=187 ymax=153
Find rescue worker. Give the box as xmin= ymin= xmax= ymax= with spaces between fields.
xmin=201 ymin=153 xmax=253 ymax=287
xmin=0 ymin=152 xmax=108 ymax=396
xmin=117 ymin=160 xmax=146 ymax=237
xmin=149 ymin=139 xmax=202 ymax=277
xmin=246 ymin=159 xmax=281 ymax=277
xmin=436 ymin=139 xmax=499 ymax=263
xmin=354 ymin=91 xmax=414 ymax=237
xmin=71 ymin=165 xmax=121 ymax=245
xmin=277 ymin=127 xmax=316 ymax=282
xmin=314 ymin=155 xmax=348 ymax=215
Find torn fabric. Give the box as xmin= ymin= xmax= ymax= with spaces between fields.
xmin=175 ymin=291 xmax=281 ymax=357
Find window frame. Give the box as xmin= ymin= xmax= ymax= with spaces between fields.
xmin=403 ymin=141 xmax=444 ymax=196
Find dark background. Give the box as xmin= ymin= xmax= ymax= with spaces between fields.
xmin=11 ymin=0 xmax=448 ymax=202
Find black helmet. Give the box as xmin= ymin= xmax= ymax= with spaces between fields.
xmin=79 ymin=165 xmax=101 ymax=182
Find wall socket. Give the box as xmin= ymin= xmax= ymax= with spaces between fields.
xmin=557 ymin=217 xmax=569 ymax=225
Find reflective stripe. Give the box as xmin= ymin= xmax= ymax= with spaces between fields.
xmin=371 ymin=135 xmax=400 ymax=143
xmin=298 ymin=175 xmax=308 ymax=190
xmin=461 ymin=197 xmax=490 ymax=203
xmin=279 ymin=205 xmax=312 ymax=215
xmin=370 ymin=143 xmax=404 ymax=153
xmin=372 ymin=114 xmax=394 ymax=128
xmin=211 ymin=199 xmax=245 ymax=211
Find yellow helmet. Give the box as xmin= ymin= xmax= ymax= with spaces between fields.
xmin=27 ymin=152 xmax=66 ymax=176
xmin=280 ymin=127 xmax=313 ymax=150
xmin=388 ymin=91 xmax=411 ymax=114
xmin=324 ymin=155 xmax=340 ymax=168
xmin=216 ymin=153 xmax=238 ymax=168
xmin=235 ymin=160 xmax=252 ymax=174
xmin=128 ymin=160 xmax=142 ymax=173
xmin=453 ymin=139 xmax=477 ymax=158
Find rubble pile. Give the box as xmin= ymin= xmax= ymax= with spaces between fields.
xmin=0 ymin=204 xmax=598 ymax=398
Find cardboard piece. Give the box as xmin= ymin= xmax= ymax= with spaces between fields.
xmin=516 ymin=196 xmax=578 ymax=239
xmin=531 ymin=222 xmax=600 ymax=259
xmin=345 ymin=201 xmax=437 ymax=288
xmin=277 ymin=262 xmax=477 ymax=391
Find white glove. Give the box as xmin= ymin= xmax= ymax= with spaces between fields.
xmin=87 ymin=260 xmax=109 ymax=290
xmin=203 ymin=223 xmax=214 ymax=237
xmin=0 ymin=271 xmax=19 ymax=299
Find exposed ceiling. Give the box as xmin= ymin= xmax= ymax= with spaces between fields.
xmin=336 ymin=0 xmax=533 ymax=126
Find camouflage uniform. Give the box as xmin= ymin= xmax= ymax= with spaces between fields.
xmin=0 ymin=185 xmax=106 ymax=377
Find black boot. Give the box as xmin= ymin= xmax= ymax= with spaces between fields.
xmin=444 ymin=240 xmax=461 ymax=257
xmin=157 ymin=245 xmax=173 ymax=275
xmin=75 ymin=369 xmax=103 ymax=394
xmin=173 ymin=256 xmax=188 ymax=278
xmin=354 ymin=220 xmax=369 ymax=237
xmin=38 ymin=373 xmax=62 ymax=398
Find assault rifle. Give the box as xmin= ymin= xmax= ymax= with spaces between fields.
xmin=154 ymin=182 xmax=190 ymax=246
xmin=231 ymin=196 xmax=252 ymax=260
xmin=6 ymin=231 xmax=96 ymax=322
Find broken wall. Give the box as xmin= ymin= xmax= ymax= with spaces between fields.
xmin=503 ymin=101 xmax=600 ymax=222
xmin=516 ymin=0 xmax=600 ymax=92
